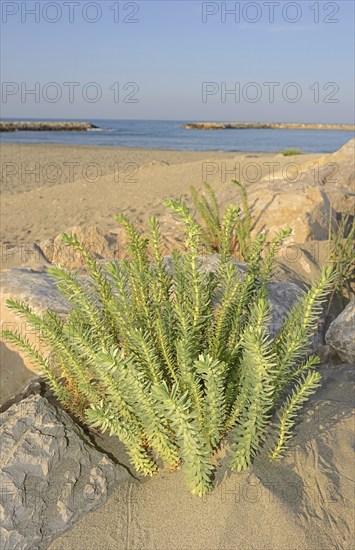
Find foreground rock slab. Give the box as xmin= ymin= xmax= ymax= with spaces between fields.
xmin=326 ymin=300 xmax=355 ymax=363
xmin=0 ymin=394 xmax=133 ymax=550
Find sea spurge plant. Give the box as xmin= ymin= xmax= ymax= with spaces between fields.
xmin=189 ymin=180 xmax=252 ymax=259
xmin=2 ymin=199 xmax=336 ymax=496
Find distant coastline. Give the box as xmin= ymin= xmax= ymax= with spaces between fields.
xmin=0 ymin=121 xmax=97 ymax=132
xmin=182 ymin=122 xmax=355 ymax=131
xmin=1 ymin=119 xmax=353 ymax=152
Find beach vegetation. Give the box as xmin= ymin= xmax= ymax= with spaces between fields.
xmin=190 ymin=180 xmax=252 ymax=259
xmin=281 ymin=148 xmax=302 ymax=156
xmin=327 ymin=213 xmax=355 ymax=310
xmin=3 ymin=200 xmax=336 ymax=496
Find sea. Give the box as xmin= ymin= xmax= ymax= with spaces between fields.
xmin=1 ymin=119 xmax=353 ymax=153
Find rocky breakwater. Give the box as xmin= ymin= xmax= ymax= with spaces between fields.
xmin=0 ymin=121 xmax=98 ymax=132
xmin=182 ymin=122 xmax=355 ymax=131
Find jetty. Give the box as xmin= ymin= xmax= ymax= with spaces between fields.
xmin=182 ymin=122 xmax=355 ymax=131
xmin=0 ymin=121 xmax=98 ymax=132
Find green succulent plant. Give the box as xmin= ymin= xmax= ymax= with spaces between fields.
xmin=189 ymin=180 xmax=252 ymax=259
xmin=2 ymin=198 xmax=336 ymax=496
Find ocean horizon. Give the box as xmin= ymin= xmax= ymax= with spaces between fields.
xmin=1 ymin=118 xmax=354 ymax=153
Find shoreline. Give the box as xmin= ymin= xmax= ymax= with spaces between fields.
xmin=0 ymin=140 xmax=346 ymax=155
xmin=0 ymin=141 xmax=272 ymax=154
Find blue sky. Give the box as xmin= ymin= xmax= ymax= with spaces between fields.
xmin=1 ymin=0 xmax=354 ymax=122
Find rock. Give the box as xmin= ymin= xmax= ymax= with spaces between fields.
xmin=327 ymin=139 xmax=355 ymax=196
xmin=334 ymin=137 xmax=355 ymax=156
xmin=325 ymin=300 xmax=355 ymax=363
xmin=315 ymin=344 xmax=340 ymax=364
xmin=0 ymin=268 xmax=70 ymax=316
xmin=323 ymin=188 xmax=355 ymax=216
xmin=182 ymin=122 xmax=355 ymax=131
xmin=0 ymin=121 xmax=98 ymax=132
xmin=0 ymin=268 xmax=71 ymax=372
xmin=0 ymin=377 xmax=51 ymax=413
xmin=268 ymin=277 xmax=322 ymax=349
xmin=0 ymin=343 xmax=36 ymax=405
xmin=41 ymin=225 xmax=128 ymax=269
xmin=249 ymin=187 xmax=336 ymax=242
xmin=275 ymin=240 xmax=333 ymax=286
xmin=267 ymin=280 xmax=304 ymax=337
xmin=0 ymin=242 xmax=50 ymax=271
xmin=0 ymin=394 xmax=132 ymax=550
xmin=253 ymin=139 xmax=354 ymax=216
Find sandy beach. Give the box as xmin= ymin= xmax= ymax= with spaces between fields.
xmin=2 ymin=0 xmax=354 ymax=545
xmin=1 ymin=142 xmax=340 ymax=245
xmin=1 ymin=141 xmax=354 ymax=550
xmin=47 ymin=361 xmax=355 ymax=550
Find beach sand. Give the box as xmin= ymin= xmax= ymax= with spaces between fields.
xmin=1 ymin=142 xmax=354 ymax=549
xmin=1 ymin=143 xmax=301 ymax=244
xmin=47 ymin=362 xmax=354 ymax=550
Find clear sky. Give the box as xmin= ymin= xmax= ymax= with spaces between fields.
xmin=1 ymin=0 xmax=354 ymax=122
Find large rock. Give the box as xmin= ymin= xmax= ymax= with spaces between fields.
xmin=0 ymin=342 xmax=35 ymax=405
xmin=254 ymin=139 xmax=354 ymax=217
xmin=0 ymin=268 xmax=70 ymax=316
xmin=331 ymin=138 xmax=355 ymax=192
xmin=325 ymin=300 xmax=355 ymax=363
xmin=324 ymin=139 xmax=355 ymax=212
xmin=0 ymin=394 xmax=132 ymax=550
xmin=334 ymin=137 xmax=355 ymax=156
xmin=249 ymin=187 xmax=336 ymax=243
xmin=0 ymin=243 xmax=50 ymax=271
xmin=275 ymin=240 xmax=334 ymax=286
xmin=323 ymin=188 xmax=355 ymax=216
xmin=40 ymin=225 xmax=129 ymax=269
xmin=1 ymin=268 xmax=71 ymax=373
